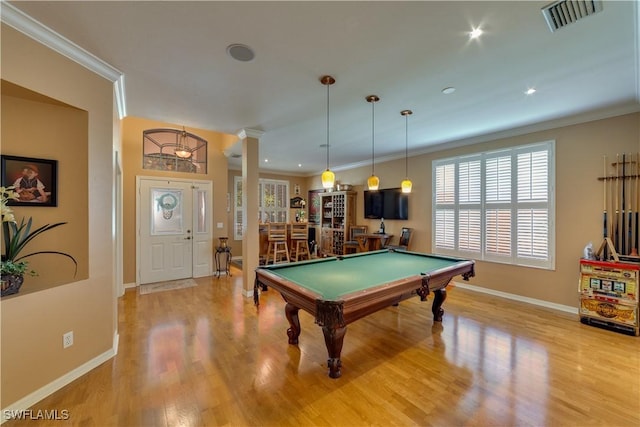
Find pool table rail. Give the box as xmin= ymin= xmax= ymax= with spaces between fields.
xmin=254 ymin=268 xmax=321 ymax=315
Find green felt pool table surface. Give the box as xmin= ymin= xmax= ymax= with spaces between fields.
xmin=258 ymin=250 xmax=469 ymax=300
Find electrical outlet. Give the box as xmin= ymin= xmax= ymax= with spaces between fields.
xmin=63 ymin=331 xmax=74 ymax=349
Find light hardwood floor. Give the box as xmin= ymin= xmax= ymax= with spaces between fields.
xmin=5 ymin=265 xmax=640 ymax=426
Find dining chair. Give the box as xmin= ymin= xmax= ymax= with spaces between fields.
xmin=343 ymin=225 xmax=368 ymax=254
xmin=385 ymin=227 xmax=413 ymax=251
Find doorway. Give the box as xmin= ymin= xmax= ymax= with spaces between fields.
xmin=137 ymin=177 xmax=213 ymax=284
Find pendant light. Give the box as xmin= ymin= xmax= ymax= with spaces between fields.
xmin=175 ymin=126 xmax=192 ymax=159
xmin=400 ymin=110 xmax=413 ymax=193
xmin=366 ymin=95 xmax=380 ymax=191
xmin=320 ymin=75 xmax=336 ymax=189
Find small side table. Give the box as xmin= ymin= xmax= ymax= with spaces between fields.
xmin=215 ymin=237 xmax=232 ymax=278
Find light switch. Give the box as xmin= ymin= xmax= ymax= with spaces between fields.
xmin=217 ymin=222 xmax=223 ymax=228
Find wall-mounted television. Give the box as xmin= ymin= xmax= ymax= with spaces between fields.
xmin=364 ymin=188 xmax=409 ymax=220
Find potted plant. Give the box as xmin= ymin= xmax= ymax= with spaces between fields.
xmin=1 ymin=186 xmax=77 ymax=297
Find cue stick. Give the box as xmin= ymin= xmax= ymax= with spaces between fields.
xmin=611 ymin=154 xmax=620 ymax=252
xmin=633 ymin=153 xmax=640 ymax=253
xmin=619 ymin=154 xmax=623 ymax=253
xmin=619 ymin=153 xmax=629 ymax=255
xmin=631 ymin=153 xmax=640 ymax=256
xmin=632 ymin=153 xmax=635 ymax=254
xmin=630 ymin=153 xmax=636 ymax=255
xmin=611 ymin=159 xmax=616 ymax=252
xmin=603 ymin=155 xmax=608 ymax=260
xmin=621 ymin=154 xmax=625 ymax=254
xmin=633 ymin=152 xmax=636 ymax=254
xmin=627 ymin=154 xmax=633 ymax=255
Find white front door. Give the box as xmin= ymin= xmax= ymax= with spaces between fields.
xmin=138 ymin=177 xmax=213 ymax=284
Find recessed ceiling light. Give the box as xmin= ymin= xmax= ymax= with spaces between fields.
xmin=226 ymin=44 xmax=255 ymax=62
xmin=442 ymin=87 xmax=456 ymax=94
xmin=469 ymin=27 xmax=483 ymax=39
xmin=298 ymin=164 xmax=302 ymax=168
xmin=525 ymin=88 xmax=536 ymax=95
xmin=264 ymin=158 xmax=269 ymax=163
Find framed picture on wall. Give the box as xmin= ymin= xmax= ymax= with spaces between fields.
xmin=1 ymin=155 xmax=58 ymax=207
xmin=308 ymin=189 xmax=324 ymax=224
xmin=290 ymin=196 xmax=305 ymax=209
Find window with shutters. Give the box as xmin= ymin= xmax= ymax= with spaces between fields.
xmin=234 ymin=176 xmax=289 ymax=240
xmin=234 ymin=176 xmax=244 ymax=240
xmin=432 ymin=141 xmax=555 ymax=269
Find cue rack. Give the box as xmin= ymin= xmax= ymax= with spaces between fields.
xmin=597 ymin=153 xmax=640 ymax=262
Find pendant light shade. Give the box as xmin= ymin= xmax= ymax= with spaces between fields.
xmin=367 ymin=95 xmax=380 ymax=191
xmin=321 ymin=75 xmax=336 ymax=189
xmin=400 ymin=110 xmax=413 ymax=193
xmin=322 ymin=169 xmax=335 ymax=189
xmin=368 ymin=174 xmax=380 ymax=191
xmin=401 ymin=178 xmax=412 ymax=193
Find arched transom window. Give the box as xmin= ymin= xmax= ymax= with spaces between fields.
xmin=143 ymin=128 xmax=207 ymax=174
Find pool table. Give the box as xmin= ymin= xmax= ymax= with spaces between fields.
xmin=254 ymin=249 xmax=475 ymax=378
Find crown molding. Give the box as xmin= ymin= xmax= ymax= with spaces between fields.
xmin=237 ymin=129 xmax=264 ymax=140
xmin=1 ymin=1 xmax=126 ymax=118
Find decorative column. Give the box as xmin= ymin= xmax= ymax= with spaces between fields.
xmin=238 ymin=129 xmax=263 ymax=297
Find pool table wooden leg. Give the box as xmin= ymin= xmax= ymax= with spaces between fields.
xmin=322 ymin=326 xmax=346 ymax=379
xmin=285 ymin=303 xmax=301 ymax=345
xmin=432 ymin=289 xmax=447 ymax=322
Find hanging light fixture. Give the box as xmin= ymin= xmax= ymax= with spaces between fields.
xmin=320 ymin=75 xmax=336 ymax=189
xmin=400 ymin=109 xmax=413 ymax=193
xmin=175 ymin=126 xmax=192 ymax=159
xmin=366 ymin=95 xmax=380 ymax=191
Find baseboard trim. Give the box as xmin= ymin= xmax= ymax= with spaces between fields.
xmin=123 ymin=282 xmax=136 ymax=290
xmin=1 ymin=345 xmax=116 ymax=424
xmin=452 ymin=281 xmax=578 ymax=314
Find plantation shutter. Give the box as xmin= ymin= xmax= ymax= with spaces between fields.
xmin=234 ymin=176 xmax=243 ymax=240
xmin=434 ymin=164 xmax=456 ymax=249
xmin=516 ymin=150 xmax=549 ymax=261
xmin=458 ymin=159 xmax=481 ymax=253
xmin=234 ymin=177 xmax=290 ymax=239
xmin=432 ymin=141 xmax=554 ymax=269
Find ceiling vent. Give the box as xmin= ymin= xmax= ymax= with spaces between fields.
xmin=542 ymin=0 xmax=603 ymax=32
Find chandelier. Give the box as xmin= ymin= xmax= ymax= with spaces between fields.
xmin=175 ymin=126 xmax=192 ymax=159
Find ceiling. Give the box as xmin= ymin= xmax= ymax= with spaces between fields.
xmin=5 ymin=1 xmax=639 ymax=176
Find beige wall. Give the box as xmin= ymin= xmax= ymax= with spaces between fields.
xmin=1 ymin=84 xmax=89 ymax=289
xmin=310 ymin=113 xmax=640 ymax=307
xmin=1 ymin=25 xmax=115 ymax=407
xmin=121 ymin=117 xmax=237 ymax=285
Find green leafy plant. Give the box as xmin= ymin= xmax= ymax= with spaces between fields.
xmin=1 ymin=186 xmax=77 ymax=277
xmin=0 ymin=259 xmax=35 ymax=277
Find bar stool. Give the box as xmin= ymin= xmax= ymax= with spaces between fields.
xmin=290 ymin=222 xmax=310 ymax=261
xmin=266 ymin=222 xmax=290 ymax=264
